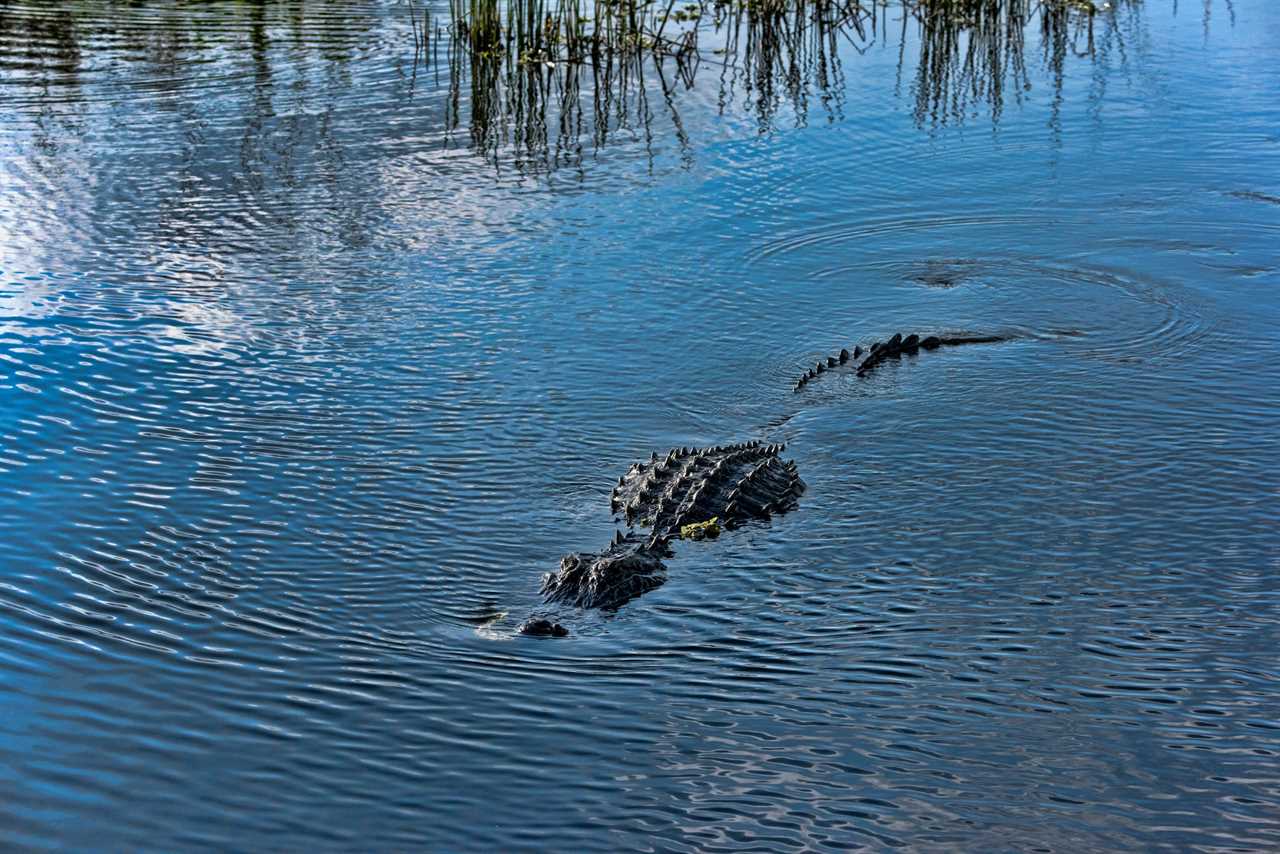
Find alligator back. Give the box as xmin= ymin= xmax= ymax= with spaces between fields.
xmin=611 ymin=441 xmax=804 ymax=549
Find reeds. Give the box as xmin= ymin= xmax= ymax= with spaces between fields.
xmin=447 ymin=0 xmax=715 ymax=68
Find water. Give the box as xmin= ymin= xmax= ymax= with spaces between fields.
xmin=1 ymin=1 xmax=1278 ymax=849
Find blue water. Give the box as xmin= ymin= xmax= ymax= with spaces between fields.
xmin=1 ymin=1 xmax=1278 ymax=849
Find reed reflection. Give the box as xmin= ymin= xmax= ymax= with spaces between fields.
xmin=0 ymin=1 xmax=1149 ymax=185
xmin=438 ymin=0 xmax=1144 ymax=168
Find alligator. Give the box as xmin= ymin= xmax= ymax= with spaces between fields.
xmin=519 ymin=330 xmax=1012 ymax=637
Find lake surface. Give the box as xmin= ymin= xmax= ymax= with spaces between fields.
xmin=2 ymin=1 xmax=1278 ymax=849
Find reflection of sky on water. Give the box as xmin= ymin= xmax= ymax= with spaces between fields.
xmin=0 ymin=2 xmax=1278 ymax=849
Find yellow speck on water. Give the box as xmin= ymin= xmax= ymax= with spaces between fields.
xmin=680 ymin=517 xmax=721 ymax=541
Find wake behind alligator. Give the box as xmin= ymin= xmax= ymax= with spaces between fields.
xmin=519 ymin=330 xmax=1012 ymax=637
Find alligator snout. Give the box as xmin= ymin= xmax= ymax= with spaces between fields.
xmin=519 ymin=618 xmax=569 ymax=637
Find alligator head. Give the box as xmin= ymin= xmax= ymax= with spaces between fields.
xmin=540 ymin=530 xmax=667 ymax=611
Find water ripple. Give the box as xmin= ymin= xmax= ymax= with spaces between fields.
xmin=2 ymin=0 xmax=1279 ymax=851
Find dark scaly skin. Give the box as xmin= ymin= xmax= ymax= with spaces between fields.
xmin=538 ymin=531 xmax=667 ymax=611
xmin=793 ymin=331 xmax=1012 ymax=391
xmin=610 ymin=441 xmax=803 ymax=548
xmin=533 ymin=442 xmax=804 ymax=616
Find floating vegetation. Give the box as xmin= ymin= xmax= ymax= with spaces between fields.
xmin=680 ymin=517 xmax=722 ymax=540
xmin=433 ymin=0 xmax=1127 ymax=172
